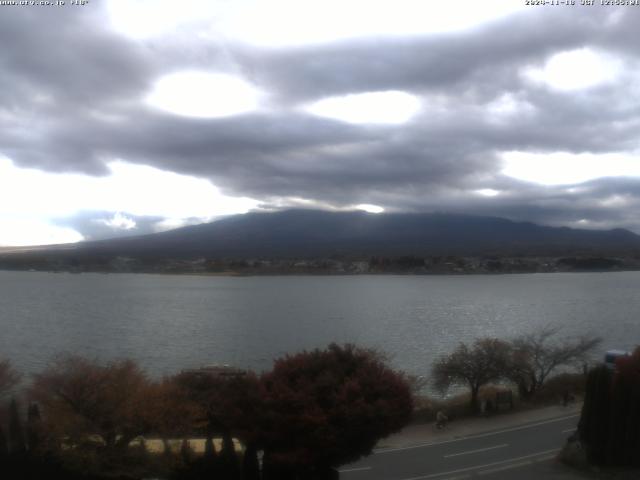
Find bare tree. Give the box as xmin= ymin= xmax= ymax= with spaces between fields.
xmin=507 ymin=327 xmax=601 ymax=399
xmin=432 ymin=338 xmax=511 ymax=411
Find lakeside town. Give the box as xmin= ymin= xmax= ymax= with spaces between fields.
xmin=1 ymin=254 xmax=639 ymax=275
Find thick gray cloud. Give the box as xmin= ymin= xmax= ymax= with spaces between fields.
xmin=3 ymin=3 xmax=640 ymax=240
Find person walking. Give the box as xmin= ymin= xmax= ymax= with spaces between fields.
xmin=436 ymin=411 xmax=448 ymax=430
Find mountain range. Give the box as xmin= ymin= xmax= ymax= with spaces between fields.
xmin=13 ymin=210 xmax=640 ymax=260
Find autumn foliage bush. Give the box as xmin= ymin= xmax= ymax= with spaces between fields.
xmin=0 ymin=345 xmax=413 ymax=480
xmin=260 ymin=344 xmax=413 ymax=478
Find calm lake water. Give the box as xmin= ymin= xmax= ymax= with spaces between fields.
xmin=0 ymin=270 xmax=637 ymax=378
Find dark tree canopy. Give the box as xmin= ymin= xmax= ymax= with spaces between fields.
xmin=174 ymin=369 xmax=264 ymax=443
xmin=580 ymin=347 xmax=640 ymax=467
xmin=2 ymin=346 xmax=412 ymax=479
xmin=260 ymin=343 xmax=413 ymax=471
xmin=8 ymin=398 xmax=26 ymax=455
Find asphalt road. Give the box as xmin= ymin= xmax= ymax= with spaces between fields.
xmin=339 ymin=413 xmax=580 ymax=480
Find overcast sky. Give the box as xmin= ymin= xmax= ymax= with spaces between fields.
xmin=2 ymin=0 xmax=640 ymax=245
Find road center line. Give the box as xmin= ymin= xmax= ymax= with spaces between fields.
xmin=397 ymin=448 xmax=560 ymax=480
xmin=376 ymin=414 xmax=578 ymax=454
xmin=338 ymin=466 xmax=372 ymax=473
xmin=478 ymin=453 xmax=557 ymax=476
xmin=444 ymin=443 xmax=508 ymax=458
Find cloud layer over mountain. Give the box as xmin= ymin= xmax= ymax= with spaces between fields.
xmin=2 ymin=2 xmax=640 ymax=244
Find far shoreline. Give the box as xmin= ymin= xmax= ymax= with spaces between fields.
xmin=2 ymin=267 xmax=639 ymax=277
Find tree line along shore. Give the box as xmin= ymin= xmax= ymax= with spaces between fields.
xmin=1 ymin=253 xmax=640 ymax=275
xmin=0 ymin=329 xmax=637 ymax=479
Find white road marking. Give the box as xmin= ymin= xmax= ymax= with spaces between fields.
xmin=477 ymin=453 xmax=558 ymax=476
xmin=562 ymin=428 xmax=576 ymax=433
xmin=478 ymin=460 xmax=531 ymax=475
xmin=338 ymin=466 xmax=372 ymax=473
xmin=376 ymin=414 xmax=578 ymax=454
xmin=534 ymin=454 xmax=558 ymax=462
xmin=397 ymin=448 xmax=560 ymax=480
xmin=444 ymin=443 xmax=508 ymax=458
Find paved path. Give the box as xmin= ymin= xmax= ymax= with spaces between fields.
xmin=340 ymin=405 xmax=586 ymax=479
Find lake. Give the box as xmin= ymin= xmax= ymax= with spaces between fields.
xmin=0 ymin=270 xmax=637 ymax=379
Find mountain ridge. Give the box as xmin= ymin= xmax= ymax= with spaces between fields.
xmin=15 ymin=209 xmax=640 ymax=259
